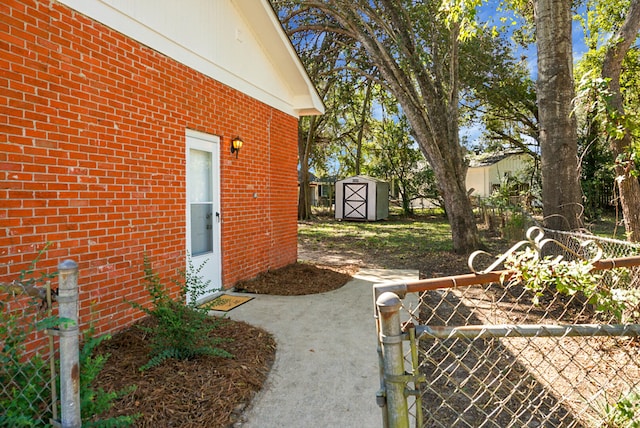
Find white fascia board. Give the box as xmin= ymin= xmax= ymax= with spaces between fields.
xmin=57 ymin=0 xmax=324 ymax=118
xmin=233 ymin=0 xmax=324 ymax=116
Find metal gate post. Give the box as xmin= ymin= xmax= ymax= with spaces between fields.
xmin=58 ymin=260 xmax=81 ymax=428
xmin=377 ymin=291 xmax=409 ymax=428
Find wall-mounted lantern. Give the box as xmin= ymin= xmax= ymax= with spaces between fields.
xmin=231 ymin=136 xmax=243 ymax=158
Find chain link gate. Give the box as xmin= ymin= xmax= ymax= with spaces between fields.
xmin=375 ymin=228 xmax=640 ymax=428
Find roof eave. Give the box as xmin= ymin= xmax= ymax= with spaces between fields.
xmin=234 ymin=0 xmax=325 ymax=117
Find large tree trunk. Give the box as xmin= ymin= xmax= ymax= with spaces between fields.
xmin=382 ymin=17 xmax=480 ymax=253
xmin=401 ymin=50 xmax=480 ymax=254
xmin=601 ymin=0 xmax=640 ymax=241
xmin=298 ymin=171 xmax=312 ymax=220
xmin=438 ymin=168 xmax=479 ymax=253
xmin=412 ymin=124 xmax=479 ymax=253
xmin=298 ymin=118 xmax=315 ymax=220
xmin=534 ymin=0 xmax=583 ymax=231
xmin=283 ymin=0 xmax=482 ymax=253
xmin=354 ymin=79 xmax=373 ymax=176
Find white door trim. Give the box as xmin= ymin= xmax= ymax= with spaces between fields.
xmin=185 ymin=129 xmax=221 ymax=303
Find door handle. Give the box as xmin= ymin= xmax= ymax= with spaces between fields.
xmin=215 ymin=212 xmax=220 ymax=223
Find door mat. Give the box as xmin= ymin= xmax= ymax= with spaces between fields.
xmin=199 ymin=294 xmax=253 ymax=312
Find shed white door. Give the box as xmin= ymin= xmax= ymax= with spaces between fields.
xmin=343 ymin=182 xmax=368 ymax=220
xmin=186 ymin=130 xmax=221 ymax=302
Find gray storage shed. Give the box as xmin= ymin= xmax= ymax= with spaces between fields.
xmin=335 ymin=175 xmax=389 ymax=221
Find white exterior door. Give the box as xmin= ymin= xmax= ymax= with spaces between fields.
xmin=186 ymin=130 xmax=221 ymax=302
xmin=343 ymin=182 xmax=368 ymax=220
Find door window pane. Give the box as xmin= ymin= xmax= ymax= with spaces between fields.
xmin=190 ymin=203 xmax=213 ymax=256
xmin=189 ymin=149 xmax=212 ymax=202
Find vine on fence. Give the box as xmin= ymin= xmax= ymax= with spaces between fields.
xmin=503 ymin=248 xmax=640 ymax=322
xmin=0 ymin=244 xmax=56 ymax=426
xmin=603 ymin=390 xmax=640 ymax=428
xmin=0 ymin=303 xmax=51 ymax=427
xmin=470 ymin=227 xmax=640 ymax=323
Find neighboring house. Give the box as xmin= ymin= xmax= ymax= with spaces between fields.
xmin=1 ymin=0 xmax=323 ymax=337
xmin=299 ymin=172 xmax=335 ymax=207
xmin=310 ymin=175 xmax=335 ymax=208
xmin=466 ymin=151 xmax=531 ymax=197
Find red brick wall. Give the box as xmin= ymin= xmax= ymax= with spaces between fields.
xmin=0 ymin=0 xmax=299 ymax=337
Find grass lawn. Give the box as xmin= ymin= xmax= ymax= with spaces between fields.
xmin=298 ymin=209 xmax=511 ymax=278
xmin=299 ymin=207 xmax=635 ymax=278
xmin=299 ymin=213 xmax=454 ymax=253
xmin=585 ymin=212 xmax=628 ymax=239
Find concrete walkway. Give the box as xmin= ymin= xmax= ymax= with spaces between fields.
xmin=217 ymin=268 xmax=418 ymax=428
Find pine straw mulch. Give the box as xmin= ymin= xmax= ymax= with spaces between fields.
xmin=91 ymin=262 xmax=357 ymax=427
xmin=234 ymin=262 xmax=359 ymax=295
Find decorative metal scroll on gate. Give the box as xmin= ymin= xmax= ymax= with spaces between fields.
xmin=374 ymin=227 xmax=640 ymax=428
xmin=343 ymin=183 xmax=368 ymax=220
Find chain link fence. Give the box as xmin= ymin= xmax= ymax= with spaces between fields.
xmin=1 ymin=261 xmax=80 ymax=428
xmin=375 ymin=228 xmax=640 ymax=428
xmin=0 ymin=290 xmax=57 ymax=426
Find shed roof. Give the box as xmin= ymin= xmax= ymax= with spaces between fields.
xmin=336 ymin=175 xmax=388 ymax=184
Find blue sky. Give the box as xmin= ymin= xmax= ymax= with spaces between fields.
xmin=461 ymin=2 xmax=591 ymax=146
xmin=477 ymin=1 xmax=590 ymax=76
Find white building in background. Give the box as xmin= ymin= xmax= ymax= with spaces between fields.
xmin=466 ymin=151 xmax=531 ymax=197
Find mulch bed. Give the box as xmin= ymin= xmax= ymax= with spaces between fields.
xmin=90 ymin=262 xmax=355 ymax=427
xmin=91 ymin=317 xmax=276 ymax=427
xmin=233 ymin=262 xmax=359 ymax=295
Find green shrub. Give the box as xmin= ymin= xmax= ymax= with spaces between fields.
xmin=129 ymin=255 xmax=232 ymax=371
xmin=0 ymin=306 xmax=51 ymax=427
xmin=80 ymin=327 xmax=140 ymax=427
xmin=504 ymin=247 xmax=640 ymax=322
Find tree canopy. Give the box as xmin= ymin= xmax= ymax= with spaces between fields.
xmin=276 ymin=0 xmax=530 ymax=252
xmin=279 ymin=0 xmax=640 ymax=245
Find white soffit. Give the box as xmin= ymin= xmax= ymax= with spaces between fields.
xmin=56 ymin=0 xmax=324 ymax=117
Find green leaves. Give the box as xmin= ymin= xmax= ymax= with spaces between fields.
xmin=129 ymin=255 xmax=233 ymax=371
xmin=603 ymin=389 xmax=640 ymax=428
xmin=79 ymin=328 xmax=139 ymax=427
xmin=503 ymin=247 xmax=640 ymax=322
xmin=36 ymin=316 xmax=75 ymax=331
xmin=1 ymin=245 xmax=56 ymax=427
xmin=439 ymin=0 xmax=484 ymax=41
xmin=575 ymin=71 xmax=640 ymax=179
